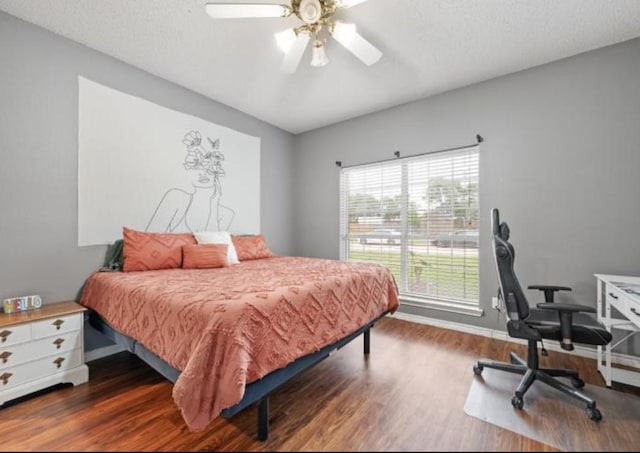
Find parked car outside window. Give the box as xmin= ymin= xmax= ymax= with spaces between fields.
xmin=430 ymin=230 xmax=479 ymax=248
xmin=359 ymin=229 xmax=402 ymax=245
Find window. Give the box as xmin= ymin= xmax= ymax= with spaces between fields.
xmin=339 ymin=145 xmax=480 ymax=312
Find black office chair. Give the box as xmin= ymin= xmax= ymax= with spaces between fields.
xmin=473 ymin=208 xmax=612 ymax=421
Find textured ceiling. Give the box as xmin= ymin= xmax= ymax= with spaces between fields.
xmin=1 ymin=0 xmax=640 ymax=134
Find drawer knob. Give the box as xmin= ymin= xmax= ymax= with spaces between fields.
xmin=0 ymin=330 xmax=12 ymax=343
xmin=53 ymin=338 xmax=65 ymax=349
xmin=52 ymin=319 xmax=65 ymax=330
xmin=0 ymin=372 xmax=12 ymax=385
xmin=0 ymin=351 xmax=12 ymax=364
xmin=631 ymin=307 xmax=640 ymax=317
xmin=53 ymin=357 xmax=65 ymax=368
xmin=609 ymin=292 xmax=619 ymax=300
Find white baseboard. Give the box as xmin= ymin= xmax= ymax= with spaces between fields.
xmin=85 ymin=344 xmax=125 ymax=363
xmin=390 ymin=311 xmax=640 ymax=369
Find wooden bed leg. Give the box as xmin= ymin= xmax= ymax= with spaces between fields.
xmin=364 ymin=328 xmax=370 ymax=355
xmin=257 ymin=396 xmax=269 ymax=441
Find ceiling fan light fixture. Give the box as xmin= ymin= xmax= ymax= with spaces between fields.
xmin=275 ymin=28 xmax=297 ymax=53
xmin=310 ymin=40 xmax=329 ymax=67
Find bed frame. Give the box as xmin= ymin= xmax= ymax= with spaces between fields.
xmin=88 ymin=309 xmax=387 ymax=440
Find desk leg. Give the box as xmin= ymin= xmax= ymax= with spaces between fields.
xmin=605 ymin=301 xmax=612 ymax=386
xmin=597 ymin=344 xmax=602 ymax=378
xmin=596 ymin=279 xmax=602 ymax=380
xmin=603 ymin=280 xmax=612 ymax=387
xmin=596 ymin=279 xmax=612 ymax=387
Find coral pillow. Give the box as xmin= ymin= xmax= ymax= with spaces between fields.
xmin=231 ymin=234 xmax=275 ymax=261
xmin=122 ymin=227 xmax=196 ymax=272
xmin=182 ymin=244 xmax=229 ymax=269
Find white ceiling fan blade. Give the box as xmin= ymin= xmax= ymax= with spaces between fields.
xmin=336 ymin=0 xmax=369 ymax=8
xmin=205 ymin=2 xmax=291 ymax=19
xmin=281 ymin=32 xmax=310 ymax=74
xmin=274 ymin=28 xmax=297 ymax=54
xmin=331 ymin=21 xmax=382 ymax=66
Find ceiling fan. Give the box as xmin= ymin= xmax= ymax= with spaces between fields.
xmin=205 ymin=0 xmax=382 ymax=74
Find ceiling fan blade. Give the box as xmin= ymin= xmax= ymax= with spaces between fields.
xmin=274 ymin=28 xmax=297 ymax=53
xmin=205 ymin=2 xmax=292 ymax=19
xmin=336 ymin=0 xmax=369 ymax=8
xmin=330 ymin=21 xmax=382 ymax=66
xmin=281 ymin=32 xmax=310 ymax=74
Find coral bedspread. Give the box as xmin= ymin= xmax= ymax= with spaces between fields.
xmin=80 ymin=256 xmax=399 ymax=431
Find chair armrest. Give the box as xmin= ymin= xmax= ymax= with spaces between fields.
xmin=536 ymin=303 xmax=596 ymax=313
xmin=528 ymin=285 xmax=572 ymax=302
xmin=528 ymin=285 xmax=572 ymax=291
xmin=536 ymin=303 xmax=595 ymax=351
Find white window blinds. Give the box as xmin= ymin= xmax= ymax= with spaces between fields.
xmin=340 ymin=145 xmax=479 ymax=306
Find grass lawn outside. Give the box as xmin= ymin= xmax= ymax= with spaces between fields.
xmin=348 ymin=248 xmax=479 ymax=302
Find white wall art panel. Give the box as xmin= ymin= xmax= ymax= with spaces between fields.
xmin=78 ymin=76 xmax=260 ymax=246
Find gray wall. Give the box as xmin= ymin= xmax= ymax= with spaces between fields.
xmin=0 ymin=12 xmax=295 ymax=350
xmin=293 ymin=37 xmax=640 ymax=334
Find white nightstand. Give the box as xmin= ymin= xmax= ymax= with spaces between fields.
xmin=0 ymin=301 xmax=89 ymax=405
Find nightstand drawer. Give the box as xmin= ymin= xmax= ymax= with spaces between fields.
xmin=0 ymin=348 xmax=82 ymax=391
xmin=0 ymin=324 xmax=31 ymax=347
xmin=31 ymin=313 xmax=82 ymax=339
xmin=0 ymin=330 xmax=81 ymax=370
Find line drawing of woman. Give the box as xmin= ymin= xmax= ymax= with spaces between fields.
xmin=146 ymin=130 xmax=235 ymax=233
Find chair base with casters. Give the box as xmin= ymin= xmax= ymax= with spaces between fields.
xmin=473 ymin=339 xmax=602 ymax=421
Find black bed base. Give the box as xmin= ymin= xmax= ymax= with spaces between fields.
xmin=88 ymin=310 xmax=385 ymax=441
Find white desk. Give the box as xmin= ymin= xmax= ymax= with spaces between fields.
xmin=595 ymin=274 xmax=640 ymax=388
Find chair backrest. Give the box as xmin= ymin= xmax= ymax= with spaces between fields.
xmin=491 ymin=208 xmax=530 ymax=321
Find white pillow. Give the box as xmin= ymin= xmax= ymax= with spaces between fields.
xmin=193 ymin=231 xmax=239 ymax=265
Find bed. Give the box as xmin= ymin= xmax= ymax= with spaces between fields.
xmin=80 ymin=255 xmax=399 ymax=439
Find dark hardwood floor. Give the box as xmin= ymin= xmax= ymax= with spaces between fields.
xmin=1 ymin=317 xmax=638 ymax=451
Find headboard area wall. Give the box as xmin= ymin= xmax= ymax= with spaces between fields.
xmin=78 ymin=77 xmax=261 ymax=245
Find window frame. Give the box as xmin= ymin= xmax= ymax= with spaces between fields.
xmin=339 ymin=145 xmax=483 ymax=317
